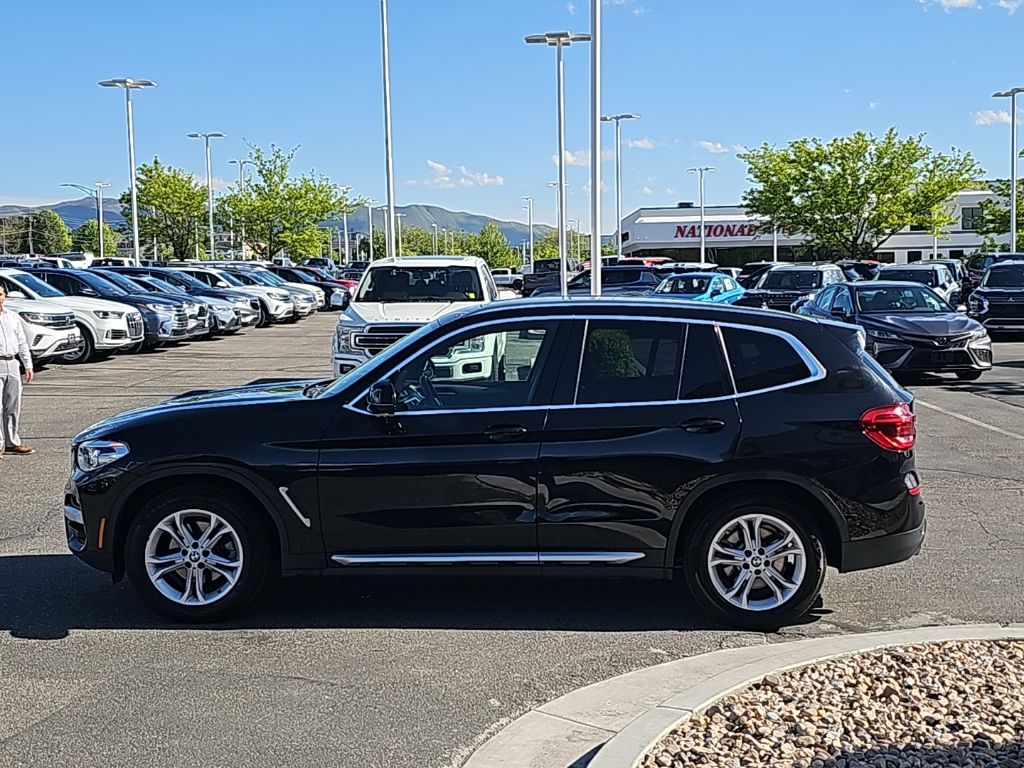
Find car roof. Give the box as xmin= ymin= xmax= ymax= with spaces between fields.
xmin=989 ymin=259 xmax=1024 ymax=267
xmin=852 ymin=280 xmax=940 ymax=289
xmin=879 ymin=263 xmax=940 ymax=269
xmin=767 ymin=263 xmax=838 ymax=271
xmin=661 ymin=271 xmax=723 ymax=280
xmin=369 ymin=255 xmax=487 ymax=269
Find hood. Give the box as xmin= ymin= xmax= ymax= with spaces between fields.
xmin=112 ymin=293 xmax=184 ymax=309
xmin=4 ymin=297 xmax=76 ymax=316
xmin=344 ymin=301 xmax=470 ymax=325
xmin=75 ymin=378 xmax=317 ymax=442
xmin=45 ymin=296 xmax=141 ymax=315
xmin=974 ymin=286 xmax=1024 ymax=299
xmin=860 ymin=312 xmax=982 ymax=336
xmin=744 ymin=287 xmax=816 ymax=297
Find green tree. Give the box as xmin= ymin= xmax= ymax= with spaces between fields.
xmin=70 ymin=220 xmax=119 ymax=256
xmin=739 ymin=128 xmax=982 ymax=259
xmin=472 ymin=222 xmax=518 ymax=269
xmin=357 ymin=228 xmax=388 ymax=258
xmin=531 ymin=230 xmax=561 ymax=260
xmin=120 ymin=158 xmax=206 ymax=260
xmin=976 ymin=177 xmax=1024 ymax=251
xmin=216 ymin=144 xmax=359 ymax=260
xmin=12 ymin=210 xmax=72 ymax=254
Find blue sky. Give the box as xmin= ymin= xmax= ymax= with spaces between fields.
xmin=2 ymin=0 xmax=1022 ymax=231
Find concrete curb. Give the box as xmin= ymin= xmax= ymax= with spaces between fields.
xmin=462 ymin=624 xmax=1024 ymax=768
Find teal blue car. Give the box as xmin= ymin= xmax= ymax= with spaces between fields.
xmin=650 ymin=272 xmax=745 ymax=304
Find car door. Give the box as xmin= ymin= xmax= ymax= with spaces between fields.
xmin=537 ymin=318 xmax=740 ymax=566
xmin=317 ymin=318 xmax=569 ymax=561
xmin=798 ymin=286 xmax=836 ymax=319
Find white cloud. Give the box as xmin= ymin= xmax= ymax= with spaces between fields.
xmin=458 ymin=165 xmax=505 ymax=187
xmin=551 ymin=149 xmax=614 ymax=166
xmin=641 ymin=185 xmax=655 ymax=195
xmin=406 ymin=159 xmax=455 ymax=188
xmin=664 ymin=188 xmax=676 ymax=195
xmin=406 ymin=160 xmax=504 ymax=189
xmin=566 ymin=1 xmax=577 ymax=13
xmin=628 ymin=137 xmax=656 ymax=150
xmin=974 ymin=109 xmax=1013 ymax=125
xmin=190 ymin=173 xmax=232 ymax=192
xmin=918 ymin=0 xmax=979 ymax=9
xmin=869 ymin=101 xmax=879 ymax=110
xmin=732 ymin=143 xmax=749 ymax=153
xmin=580 ymin=180 xmax=608 ymax=194
xmin=697 ymin=140 xmax=731 ymax=154
xmin=842 ymin=88 xmax=852 ymax=94
xmin=996 ymin=0 xmax=1023 ymax=11
xmin=633 ymin=5 xmax=650 ymax=16
xmin=426 ymin=159 xmax=450 ymax=176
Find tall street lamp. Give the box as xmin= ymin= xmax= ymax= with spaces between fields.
xmin=365 ymin=199 xmax=376 ymax=260
xmin=431 ymin=223 xmax=439 ymax=254
xmin=60 ymin=181 xmax=111 ymax=259
xmin=526 ymin=31 xmax=591 ymax=300
xmin=379 ymin=0 xmax=397 ymax=259
xmin=601 ymin=113 xmax=639 ymax=260
xmin=521 ymin=196 xmax=534 ymax=269
xmin=187 ymin=132 xmax=227 ymax=259
xmin=99 ymin=78 xmax=157 ymax=263
xmin=588 ymin=0 xmax=603 ymax=297
xmin=994 ymin=87 xmax=1024 ymax=252
xmin=687 ymin=166 xmax=716 ymax=263
xmin=228 ymin=158 xmax=255 ymax=259
xmin=568 ymin=218 xmax=580 ymax=265
xmin=396 ymin=212 xmax=406 ymax=257
xmin=342 ymin=212 xmax=351 ymax=264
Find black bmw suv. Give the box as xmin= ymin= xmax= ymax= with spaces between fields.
xmin=968 ymin=260 xmax=1024 ymax=335
xmin=734 ymin=264 xmax=847 ymax=311
xmin=65 ymin=299 xmax=924 ymax=629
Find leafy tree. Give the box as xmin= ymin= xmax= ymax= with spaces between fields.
xmin=120 ymin=158 xmax=206 ymax=260
xmin=531 ymin=230 xmax=561 ymax=260
xmin=216 ymin=144 xmax=359 ymax=259
xmin=10 ymin=210 xmax=72 ymax=254
xmin=976 ymin=177 xmax=1024 ymax=252
xmin=357 ymin=228 xmax=388 ymax=258
xmin=739 ymin=128 xmax=982 ymax=259
xmin=71 ymin=220 xmax=119 ymax=257
xmin=472 ymin=222 xmax=518 ymax=269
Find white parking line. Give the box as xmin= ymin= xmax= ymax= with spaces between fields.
xmin=916 ymin=399 xmax=1024 ymax=441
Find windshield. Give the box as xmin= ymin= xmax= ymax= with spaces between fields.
xmin=306 ymin=267 xmax=334 ymax=280
xmin=162 ymin=271 xmax=207 ymax=291
xmin=355 ymin=266 xmax=483 ymax=303
xmin=228 ymin=271 xmax=262 ymax=287
xmin=984 ymin=265 xmax=1024 ymax=288
xmin=9 ymin=272 xmax=66 ymax=299
xmin=77 ymin=271 xmax=128 ymax=295
xmin=285 ymin=269 xmax=316 ymax=284
xmin=657 ymin=276 xmax=713 ymax=295
xmin=251 ymin=270 xmax=287 ymax=286
xmin=879 ymin=269 xmax=937 ymax=286
xmin=96 ymin=271 xmax=148 ymax=293
xmin=757 ymin=270 xmax=822 ymax=290
xmin=139 ymin=276 xmax=187 ymax=295
xmin=211 ymin=270 xmax=244 ymax=287
xmin=855 ymin=285 xmax=949 ymax=313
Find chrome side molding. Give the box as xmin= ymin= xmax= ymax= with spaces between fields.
xmin=278 ymin=487 xmax=311 ymax=528
xmin=330 ymin=551 xmax=645 ymax=566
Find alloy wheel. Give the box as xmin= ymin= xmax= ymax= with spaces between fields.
xmin=144 ymin=509 xmax=244 ymax=606
xmin=706 ymin=513 xmax=806 ymax=612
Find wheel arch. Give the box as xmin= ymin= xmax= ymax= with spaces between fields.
xmin=666 ymin=474 xmax=847 ymax=571
xmin=109 ymin=466 xmax=287 ymax=581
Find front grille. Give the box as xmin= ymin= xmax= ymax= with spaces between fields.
xmin=988 ymin=301 xmax=1024 ymax=318
xmin=172 ymin=311 xmax=189 ymax=330
xmin=40 ymin=313 xmax=76 ymax=330
xmin=127 ymin=313 xmax=144 ymax=339
xmin=109 ymin=330 xmax=127 ymax=340
xmin=907 ymin=349 xmax=972 ymax=368
xmin=352 ymin=324 xmax=423 ymax=355
xmin=903 ymin=333 xmax=973 ymax=349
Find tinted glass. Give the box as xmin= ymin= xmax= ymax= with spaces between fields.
xmin=390 ymin=323 xmax=555 ymax=411
xmin=855 ymin=286 xmax=948 ymax=313
xmin=657 ymin=276 xmax=712 ymax=295
xmin=213 ymin=271 xmax=244 ymax=287
xmin=71 ymin=270 xmax=128 ymax=295
xmin=357 ymin=266 xmax=483 ymax=302
xmin=984 ymin=266 xmax=1024 ymax=287
xmin=723 ymin=328 xmax=812 ymax=393
xmin=832 ymin=289 xmax=854 ymax=314
xmin=758 ymin=270 xmax=822 ymax=290
xmin=679 ymin=324 xmax=730 ymax=400
xmin=95 ymin=270 xmax=148 ymax=293
xmin=159 ymin=271 xmax=206 ymax=291
xmin=602 ymin=269 xmax=644 ymax=286
xmin=880 ymin=269 xmax=937 ymax=286
xmin=813 ymin=287 xmax=837 ymax=308
xmin=576 ymin=320 xmax=683 ymax=404
xmin=5 ymin=272 xmax=65 ymax=298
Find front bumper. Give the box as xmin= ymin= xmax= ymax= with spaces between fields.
xmin=211 ymin=307 xmax=242 ymax=331
xmin=269 ymin=300 xmax=295 ymax=320
xmin=870 ymin=336 xmax=992 ymax=373
xmin=293 ymin=298 xmax=317 ymax=317
xmin=28 ymin=327 xmax=83 ymax=361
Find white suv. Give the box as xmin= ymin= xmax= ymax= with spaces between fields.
xmin=332 ymin=255 xmax=506 ymax=377
xmin=3 ymin=295 xmax=83 ymax=364
xmin=0 ymin=268 xmax=142 ymax=362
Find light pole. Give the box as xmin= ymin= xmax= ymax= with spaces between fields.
xmin=99 ymin=78 xmax=156 ymax=263
xmin=568 ymin=218 xmax=580 ymax=265
xmin=396 ymin=212 xmax=406 ymax=257
xmin=431 ymin=223 xmax=438 ymax=254
xmin=588 ymin=0 xmax=602 ymax=297
xmin=526 ymin=31 xmax=591 ymax=300
xmin=376 ymin=206 xmax=389 ymax=257
xmin=228 ymin=158 xmax=254 ymax=259
xmin=342 ymin=212 xmax=350 ymax=264
xmin=687 ymin=166 xmax=716 ymax=263
xmin=994 ymin=87 xmax=1024 ymax=252
xmin=366 ymin=200 xmax=376 ymax=260
xmin=521 ymin=196 xmax=534 ymax=269
xmin=441 ymin=228 xmax=449 ymax=254
xmin=187 ymin=132 xmax=227 ymax=259
xmin=60 ymin=182 xmax=110 ymax=259
xmin=601 ymin=113 xmax=639 ymax=260
xmin=379 ymin=0 xmax=397 ymax=259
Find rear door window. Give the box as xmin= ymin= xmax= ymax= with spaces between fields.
xmin=576 ymin=320 xmax=683 ymax=404
xmin=679 ymin=324 xmax=731 ymax=400
xmin=722 ymin=327 xmax=814 ymax=394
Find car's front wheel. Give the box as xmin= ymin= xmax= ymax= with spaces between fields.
xmin=125 ymin=490 xmax=271 ymax=622
xmin=683 ymin=498 xmax=825 ymax=630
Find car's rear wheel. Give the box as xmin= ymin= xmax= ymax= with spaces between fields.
xmin=125 ymin=490 xmax=271 ymax=622
xmin=683 ymin=498 xmax=825 ymax=630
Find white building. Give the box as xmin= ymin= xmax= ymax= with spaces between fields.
xmin=619 ymin=189 xmax=997 ymax=266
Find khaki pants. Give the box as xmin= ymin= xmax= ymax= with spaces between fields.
xmin=0 ymin=360 xmax=23 ymax=449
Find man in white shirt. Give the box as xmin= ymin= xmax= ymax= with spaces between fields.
xmin=0 ymin=283 xmax=35 ymax=457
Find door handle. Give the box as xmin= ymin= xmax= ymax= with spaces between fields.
xmin=484 ymin=424 xmax=529 ymax=442
xmin=679 ymin=417 xmax=727 ymax=434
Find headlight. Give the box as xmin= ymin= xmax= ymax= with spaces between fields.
xmin=92 ymin=310 xmax=125 ymax=319
xmin=76 ymin=440 xmax=130 ymax=472
xmin=452 ymin=337 xmax=487 ymax=353
xmin=233 ymin=297 xmax=250 ymax=307
xmin=867 ymin=329 xmax=900 ymax=340
xmin=18 ymin=311 xmax=47 ymax=323
xmin=143 ymin=303 xmax=174 ymax=313
xmin=270 ymin=290 xmax=291 ymax=301
xmin=969 ymin=328 xmax=990 ymax=341
xmin=969 ymin=295 xmax=989 ymax=314
xmin=335 ymin=324 xmax=356 ymax=352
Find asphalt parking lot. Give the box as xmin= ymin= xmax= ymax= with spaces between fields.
xmin=2 ymin=312 xmax=1024 ymax=768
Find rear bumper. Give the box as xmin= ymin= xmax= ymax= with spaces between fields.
xmin=840 ymin=519 xmax=926 ymax=572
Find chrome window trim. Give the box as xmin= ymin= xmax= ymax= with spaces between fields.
xmin=343 ymin=312 xmax=827 ymax=416
xmin=571 ymin=319 xmax=589 ymax=406
xmin=331 ymin=551 xmax=645 ymax=566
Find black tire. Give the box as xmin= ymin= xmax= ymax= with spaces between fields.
xmin=256 ymin=301 xmax=271 ymax=328
xmin=61 ymin=324 xmax=95 ymax=364
xmin=956 ymin=370 xmax=983 ymax=381
xmin=125 ymin=489 xmax=272 ymax=622
xmin=682 ymin=496 xmax=826 ymax=631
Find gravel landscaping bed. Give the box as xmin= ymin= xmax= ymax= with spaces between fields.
xmin=641 ymin=640 xmax=1024 ymax=768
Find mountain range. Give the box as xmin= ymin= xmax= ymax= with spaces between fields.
xmin=0 ymin=198 xmax=554 ymax=246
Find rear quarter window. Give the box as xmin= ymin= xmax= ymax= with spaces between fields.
xmin=722 ymin=327 xmax=813 ymax=393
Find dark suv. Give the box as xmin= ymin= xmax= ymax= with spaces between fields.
xmin=530 ymin=265 xmax=663 ymax=297
xmin=734 ymin=264 xmax=847 ymax=311
xmin=969 ymin=259 xmax=1024 ymax=334
xmin=65 ymin=299 xmax=924 ymax=629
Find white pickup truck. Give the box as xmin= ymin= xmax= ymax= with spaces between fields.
xmin=332 ymin=255 xmax=514 ymax=377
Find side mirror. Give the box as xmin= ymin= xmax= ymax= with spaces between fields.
xmin=331 ymin=292 xmax=351 ymax=310
xmin=367 ymin=380 xmax=397 ymax=416
xmin=80 ymin=287 xmax=98 ymax=297
xmin=830 ymin=306 xmax=851 ymax=321
xmin=5 ymin=290 xmax=26 ymax=300
xmin=956 ymin=304 xmax=968 ymax=314
xmin=216 ymin=280 xmax=230 ymax=288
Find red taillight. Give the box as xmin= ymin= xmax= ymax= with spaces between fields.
xmin=861 ymin=404 xmax=917 ymax=452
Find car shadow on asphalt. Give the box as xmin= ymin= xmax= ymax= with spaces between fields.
xmin=0 ymin=554 xmax=829 ymax=640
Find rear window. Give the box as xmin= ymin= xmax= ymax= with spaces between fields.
xmin=604 ymin=269 xmax=644 ymax=285
xmin=679 ymin=324 xmax=730 ymax=400
xmin=880 ymin=269 xmax=936 ymax=286
xmin=984 ymin=266 xmax=1024 ymax=288
xmin=722 ymin=328 xmax=813 ymax=393
xmin=758 ymin=270 xmax=822 ymax=290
